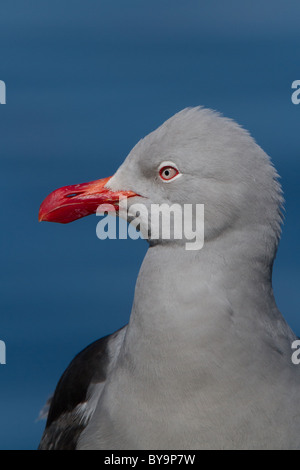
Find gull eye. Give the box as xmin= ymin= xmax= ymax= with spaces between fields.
xmin=159 ymin=166 xmax=179 ymax=182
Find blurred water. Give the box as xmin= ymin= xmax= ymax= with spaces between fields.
xmin=0 ymin=0 xmax=299 ymax=449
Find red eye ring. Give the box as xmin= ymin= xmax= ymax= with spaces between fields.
xmin=159 ymin=166 xmax=180 ymax=181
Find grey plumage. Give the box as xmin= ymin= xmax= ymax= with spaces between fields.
xmin=39 ymin=107 xmax=299 ymax=450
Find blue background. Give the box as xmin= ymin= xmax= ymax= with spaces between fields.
xmin=0 ymin=0 xmax=299 ymax=450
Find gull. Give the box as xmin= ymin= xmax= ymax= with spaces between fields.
xmin=38 ymin=107 xmax=300 ymax=450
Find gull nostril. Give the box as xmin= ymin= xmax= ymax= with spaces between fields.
xmin=65 ymin=193 xmax=81 ymax=198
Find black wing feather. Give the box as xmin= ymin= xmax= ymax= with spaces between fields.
xmin=38 ymin=334 xmax=111 ymax=450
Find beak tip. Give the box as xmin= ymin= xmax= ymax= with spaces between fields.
xmin=38 ymin=207 xmax=45 ymax=222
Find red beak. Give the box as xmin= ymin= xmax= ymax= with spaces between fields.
xmin=38 ymin=176 xmax=138 ymax=224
